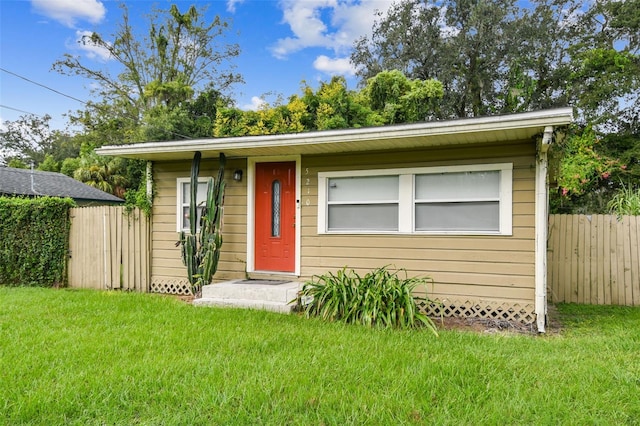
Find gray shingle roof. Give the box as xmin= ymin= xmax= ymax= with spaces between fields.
xmin=0 ymin=167 xmax=123 ymax=203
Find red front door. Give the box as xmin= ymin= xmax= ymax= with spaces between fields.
xmin=254 ymin=162 xmax=296 ymax=272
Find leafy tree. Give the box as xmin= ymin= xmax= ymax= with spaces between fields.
xmin=352 ymin=0 xmax=522 ymax=118
xmin=60 ymin=157 xmax=81 ymax=177
xmin=501 ymin=0 xmax=583 ymax=112
xmin=183 ymin=85 xmax=232 ymax=137
xmin=213 ymin=97 xmax=305 ymax=137
xmin=555 ymin=128 xmax=621 ymax=196
xmin=6 ymin=159 xmax=28 ymax=169
xmin=1 ymin=115 xmax=63 ymax=166
xmin=37 ymin=155 xmax=60 ymax=173
xmin=137 ymin=105 xmax=194 ymax=142
xmin=51 ymin=4 xmax=242 ymax=209
xmin=54 ymin=3 xmax=242 ymax=146
xmin=360 ymin=70 xmax=443 ymax=123
xmin=599 ymin=133 xmax=640 ymax=184
xmin=136 ymin=86 xmax=233 ymax=141
xmin=549 ymin=127 xmax=640 ymax=213
xmin=211 ymin=72 xmax=442 ymax=137
xmin=351 ymin=0 xmax=638 ymax=126
xmin=300 ymin=76 xmax=380 ymax=130
xmin=565 ymin=0 xmax=640 ymax=129
xmin=1 ymin=114 xmax=79 ymax=168
xmin=72 ymin=145 xmax=129 ymax=197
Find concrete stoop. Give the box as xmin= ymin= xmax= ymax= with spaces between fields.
xmin=193 ymin=280 xmax=302 ymax=313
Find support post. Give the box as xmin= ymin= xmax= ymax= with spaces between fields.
xmin=535 ymin=126 xmax=554 ymax=333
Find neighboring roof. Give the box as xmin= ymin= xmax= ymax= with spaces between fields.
xmin=0 ymin=167 xmax=124 ymax=203
xmin=96 ymin=108 xmax=574 ymax=161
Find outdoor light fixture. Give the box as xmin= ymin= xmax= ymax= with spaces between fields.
xmin=233 ymin=169 xmax=243 ymax=182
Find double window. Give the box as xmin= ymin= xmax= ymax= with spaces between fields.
xmin=318 ymin=163 xmax=512 ymax=235
xmin=176 ymin=178 xmax=209 ymax=232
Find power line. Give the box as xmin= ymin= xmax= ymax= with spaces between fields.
xmin=0 ymin=104 xmax=44 ymax=117
xmin=0 ymin=68 xmax=194 ymax=140
xmin=0 ymin=67 xmax=87 ymax=105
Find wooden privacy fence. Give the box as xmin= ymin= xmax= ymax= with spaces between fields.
xmin=68 ymin=206 xmax=150 ymax=291
xmin=548 ymin=214 xmax=640 ymax=306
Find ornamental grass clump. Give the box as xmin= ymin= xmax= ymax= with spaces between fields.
xmin=607 ymin=182 xmax=640 ymax=216
xmin=298 ymin=266 xmax=437 ymax=334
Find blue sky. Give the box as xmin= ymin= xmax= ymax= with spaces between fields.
xmin=0 ymin=0 xmax=393 ymax=130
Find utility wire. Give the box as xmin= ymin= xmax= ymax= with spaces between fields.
xmin=0 ymin=67 xmax=194 ymax=140
xmin=0 ymin=67 xmax=87 ymax=105
xmin=0 ymin=104 xmax=44 ymax=117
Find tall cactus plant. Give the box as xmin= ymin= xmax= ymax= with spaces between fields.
xmin=179 ymin=151 xmax=226 ymax=297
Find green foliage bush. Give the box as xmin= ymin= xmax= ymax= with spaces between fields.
xmin=297 ymin=266 xmax=438 ymax=334
xmin=0 ymin=197 xmax=75 ymax=286
xmin=607 ymin=183 xmax=640 ymax=216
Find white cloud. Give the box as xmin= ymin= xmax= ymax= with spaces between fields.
xmin=313 ymin=55 xmax=356 ymax=76
xmin=227 ymin=0 xmax=245 ymax=13
xmin=241 ymin=96 xmax=267 ymax=111
xmin=68 ymin=30 xmax=112 ymax=61
xmin=271 ymin=0 xmax=393 ymax=59
xmin=31 ymin=0 xmax=106 ymax=28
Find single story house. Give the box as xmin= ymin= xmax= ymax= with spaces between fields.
xmin=0 ymin=166 xmax=123 ymax=205
xmin=97 ymin=108 xmax=574 ymax=332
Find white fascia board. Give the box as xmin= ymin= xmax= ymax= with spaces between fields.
xmin=96 ymin=108 xmax=574 ymax=158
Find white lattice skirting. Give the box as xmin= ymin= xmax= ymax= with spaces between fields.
xmin=418 ymin=299 xmax=536 ymax=325
xmin=149 ymin=279 xmax=535 ymax=325
xmin=150 ymin=279 xmax=192 ymax=295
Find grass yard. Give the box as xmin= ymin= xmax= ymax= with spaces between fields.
xmin=1 ymin=288 xmax=639 ymax=425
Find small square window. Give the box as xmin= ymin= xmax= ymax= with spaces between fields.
xmin=177 ymin=178 xmax=209 ymax=232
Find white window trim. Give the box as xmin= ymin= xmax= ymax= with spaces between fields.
xmin=317 ymin=163 xmax=513 ymax=236
xmin=176 ymin=177 xmax=210 ymax=233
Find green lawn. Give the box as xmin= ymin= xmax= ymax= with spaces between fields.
xmin=1 ymin=288 xmax=639 ymax=425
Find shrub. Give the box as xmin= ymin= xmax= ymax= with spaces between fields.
xmin=607 ymin=183 xmax=640 ymax=216
xmin=0 ymin=196 xmax=75 ymax=286
xmin=297 ymin=266 xmax=437 ymax=334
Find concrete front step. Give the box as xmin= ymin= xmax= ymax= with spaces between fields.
xmin=193 ymin=297 xmax=294 ymax=313
xmin=194 ymin=280 xmax=303 ymax=313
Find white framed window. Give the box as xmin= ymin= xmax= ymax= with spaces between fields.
xmin=317 ymin=163 xmax=512 ymax=235
xmin=327 ymin=175 xmax=400 ymax=231
xmin=176 ymin=178 xmax=209 ymax=232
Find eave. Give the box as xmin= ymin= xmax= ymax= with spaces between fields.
xmin=96 ymin=108 xmax=574 ymax=161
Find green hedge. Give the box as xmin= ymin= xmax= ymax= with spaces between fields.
xmin=0 ymin=197 xmax=75 ymax=287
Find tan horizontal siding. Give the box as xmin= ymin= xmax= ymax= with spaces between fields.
xmin=299 ymin=142 xmax=536 ymax=305
xmin=416 ymin=285 xmax=534 ymax=303
xmin=302 ymin=235 xmax=534 ymax=251
xmin=149 ymin=142 xmax=538 ymax=306
xmin=303 ymin=245 xmax=533 ymax=264
xmin=304 ymin=256 xmax=533 ymax=277
xmin=150 ymin=159 xmax=248 ymax=287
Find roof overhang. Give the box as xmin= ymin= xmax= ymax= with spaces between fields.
xmin=96 ymin=108 xmax=573 ymax=161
